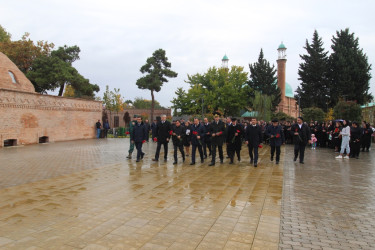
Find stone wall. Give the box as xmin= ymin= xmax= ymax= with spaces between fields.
xmin=0 ymin=88 xmax=102 ymax=147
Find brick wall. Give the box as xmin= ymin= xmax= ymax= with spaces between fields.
xmin=105 ymin=109 xmax=171 ymax=128
xmin=0 ymin=88 xmax=102 ymax=147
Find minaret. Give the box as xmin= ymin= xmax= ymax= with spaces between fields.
xmin=277 ymin=42 xmax=287 ymax=109
xmin=222 ymin=54 xmax=229 ymax=69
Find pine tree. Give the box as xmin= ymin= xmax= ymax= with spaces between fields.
xmin=248 ymin=49 xmax=280 ymax=110
xmin=329 ymin=28 xmax=372 ymax=106
xmin=295 ymin=30 xmax=329 ymax=111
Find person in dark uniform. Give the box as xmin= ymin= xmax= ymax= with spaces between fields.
xmin=131 ymin=117 xmax=148 ymax=162
xmin=151 ymin=120 xmax=158 ymax=142
xmin=245 ymin=118 xmax=262 ymax=167
xmin=190 ymin=118 xmax=205 ymax=165
xmin=225 ymin=117 xmax=232 ymax=158
xmin=209 ymin=113 xmax=226 ymax=166
xmin=172 ymin=120 xmax=185 ymax=164
xmin=95 ymin=120 xmax=101 ymax=139
xmin=152 ymin=115 xmax=172 ymax=162
xmin=144 ymin=119 xmax=151 ymax=142
xmin=183 ymin=121 xmax=192 ymax=156
xmin=291 ymin=117 xmax=311 ymax=164
xmin=226 ymin=118 xmax=244 ymax=164
xmin=361 ymin=122 xmax=373 ymax=152
xmin=350 ymin=121 xmax=362 ymax=159
xmin=266 ymin=118 xmax=285 ymax=164
xmin=202 ymin=117 xmax=212 ymax=159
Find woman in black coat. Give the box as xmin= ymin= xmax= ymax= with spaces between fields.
xmin=350 ymin=122 xmax=362 ymax=158
xmin=361 ymin=122 xmax=373 ymax=152
xmin=183 ymin=121 xmax=192 ymax=156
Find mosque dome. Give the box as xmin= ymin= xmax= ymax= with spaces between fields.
xmin=0 ymin=52 xmax=35 ymax=93
xmin=278 ymin=42 xmax=286 ymax=49
xmin=285 ymin=82 xmax=294 ymax=98
xmin=222 ymin=54 xmax=229 ymax=60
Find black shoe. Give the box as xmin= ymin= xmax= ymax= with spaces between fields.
xmin=220 ymin=159 xmax=223 ymax=164
xmin=238 ymin=158 xmax=241 ymax=162
xmin=201 ymin=159 xmax=204 ymax=163
xmin=183 ymin=158 xmax=185 ymax=162
xmin=164 ymin=158 xmax=167 ymax=162
xmin=270 ymin=157 xmax=273 ymax=161
xmin=209 ymin=162 xmax=215 ymax=166
xmin=250 ymin=159 xmax=253 ymax=164
xmin=226 ymin=156 xmax=230 ymax=159
xmin=254 ymin=163 xmax=257 ymax=167
xmin=173 ymin=161 xmax=177 ymax=165
xmin=190 ymin=162 xmax=195 ymax=165
xmin=152 ymin=158 xmax=158 ymax=161
xmin=204 ymin=155 xmax=207 ymax=159
xmin=300 ymin=161 xmax=304 ymax=164
xmin=136 ymin=159 xmax=140 ymax=162
xmin=355 ymin=156 xmax=359 ymax=159
xmin=276 ymin=161 xmax=279 ymax=164
xmin=209 ymin=153 xmax=212 ymax=156
xmin=126 ymin=155 xmax=132 ymax=159
xmin=294 ymin=157 xmax=297 ymax=162
xmin=141 ymin=153 xmax=145 ymax=159
xmin=229 ymin=161 xmax=234 ymax=164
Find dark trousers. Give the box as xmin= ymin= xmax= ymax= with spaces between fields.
xmin=135 ymin=142 xmax=143 ymax=160
xmin=248 ymin=145 xmax=258 ymax=163
xmin=228 ymin=144 xmax=241 ymax=162
xmin=202 ymin=140 xmax=211 ymax=157
xmin=294 ymin=143 xmax=306 ymax=162
xmin=211 ymin=144 xmax=223 ymax=163
xmin=155 ymin=141 xmax=168 ymax=160
xmin=104 ymin=129 xmax=108 ymax=138
xmin=191 ymin=144 xmax=203 ymax=163
xmin=350 ymin=141 xmax=361 ymax=157
xmin=174 ymin=144 xmax=185 ymax=162
xmin=270 ymin=146 xmax=281 ymax=162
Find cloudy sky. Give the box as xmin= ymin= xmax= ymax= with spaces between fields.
xmin=1 ymin=0 xmax=375 ymax=107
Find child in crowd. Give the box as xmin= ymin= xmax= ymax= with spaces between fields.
xmin=311 ymin=134 xmax=317 ymax=149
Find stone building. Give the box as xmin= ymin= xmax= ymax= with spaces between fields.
xmin=275 ymin=43 xmax=299 ymax=118
xmin=0 ymin=52 xmax=102 ymax=147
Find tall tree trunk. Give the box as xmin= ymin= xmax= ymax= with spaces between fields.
xmin=58 ymin=82 xmax=65 ymax=96
xmin=151 ymin=89 xmax=155 ymax=122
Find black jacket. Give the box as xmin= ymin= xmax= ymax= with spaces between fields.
xmin=266 ymin=125 xmax=285 ymax=147
xmin=190 ymin=123 xmax=205 ymax=146
xmin=172 ymin=125 xmax=185 ymax=146
xmin=291 ymin=123 xmax=311 ymax=145
xmin=203 ymin=123 xmax=212 ymax=143
xmin=155 ymin=121 xmax=172 ymax=143
xmin=226 ymin=124 xmax=244 ymax=147
xmin=131 ymin=122 xmax=148 ymax=143
xmin=245 ymin=124 xmax=262 ymax=147
xmin=210 ymin=120 xmax=226 ymax=146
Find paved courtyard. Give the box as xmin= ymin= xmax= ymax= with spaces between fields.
xmin=0 ymin=139 xmax=374 ymax=249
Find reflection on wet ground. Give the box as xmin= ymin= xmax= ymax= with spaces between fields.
xmin=280 ymin=145 xmax=375 ymax=249
xmin=0 ymin=139 xmax=282 ymax=249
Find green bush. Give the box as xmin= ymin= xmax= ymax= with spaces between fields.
xmin=302 ymin=107 xmax=326 ymax=122
xmin=333 ymin=101 xmax=362 ymax=122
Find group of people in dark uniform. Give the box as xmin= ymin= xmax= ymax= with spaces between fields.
xmin=128 ymin=112 xmax=374 ymax=164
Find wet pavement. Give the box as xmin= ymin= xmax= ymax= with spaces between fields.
xmin=280 ymin=145 xmax=375 ymax=249
xmin=1 ymin=139 xmax=374 ymax=249
xmin=0 ymin=139 xmax=282 ymax=249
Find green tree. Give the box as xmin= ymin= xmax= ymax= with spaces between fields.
xmin=0 ymin=25 xmax=11 ymax=42
xmin=173 ymin=66 xmax=249 ymax=117
xmin=333 ymin=101 xmax=362 ymax=122
xmin=295 ymin=30 xmax=330 ymax=111
xmin=329 ymin=28 xmax=372 ymax=106
xmin=26 ymin=45 xmax=99 ymax=97
xmin=302 ymin=107 xmax=326 ymax=122
xmin=252 ymin=91 xmax=273 ymax=121
xmin=133 ymin=97 xmax=163 ymax=109
xmin=248 ymin=49 xmax=280 ymax=110
xmin=171 ymin=88 xmax=189 ymax=116
xmin=136 ymin=49 xmax=178 ymax=121
xmin=0 ymin=32 xmax=54 ymax=73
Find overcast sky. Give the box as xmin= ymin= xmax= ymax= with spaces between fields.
xmin=1 ymin=0 xmax=375 ymax=107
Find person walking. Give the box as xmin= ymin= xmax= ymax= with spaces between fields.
xmin=209 ymin=113 xmax=226 ymax=166
xmin=172 ymin=120 xmax=186 ymax=164
xmin=245 ymin=118 xmax=262 ymax=167
xmin=291 ymin=117 xmax=311 ymax=164
xmin=131 ymin=117 xmax=148 ymax=162
xmin=144 ymin=119 xmax=151 ymax=142
xmin=151 ymin=120 xmax=157 ymax=142
xmin=126 ymin=116 xmax=137 ymax=159
xmin=336 ymin=120 xmax=351 ymax=159
xmin=152 ymin=115 xmax=172 ymax=162
xmin=361 ymin=122 xmax=373 ymax=152
xmin=183 ymin=121 xmax=192 ymax=156
xmin=202 ymin=118 xmax=212 ymax=159
xmin=226 ymin=118 xmax=243 ymax=164
xmin=266 ymin=118 xmax=285 ymax=164
xmin=350 ymin=122 xmax=362 ymax=159
xmin=95 ymin=120 xmax=101 ymax=139
xmin=190 ymin=118 xmax=205 ymax=165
